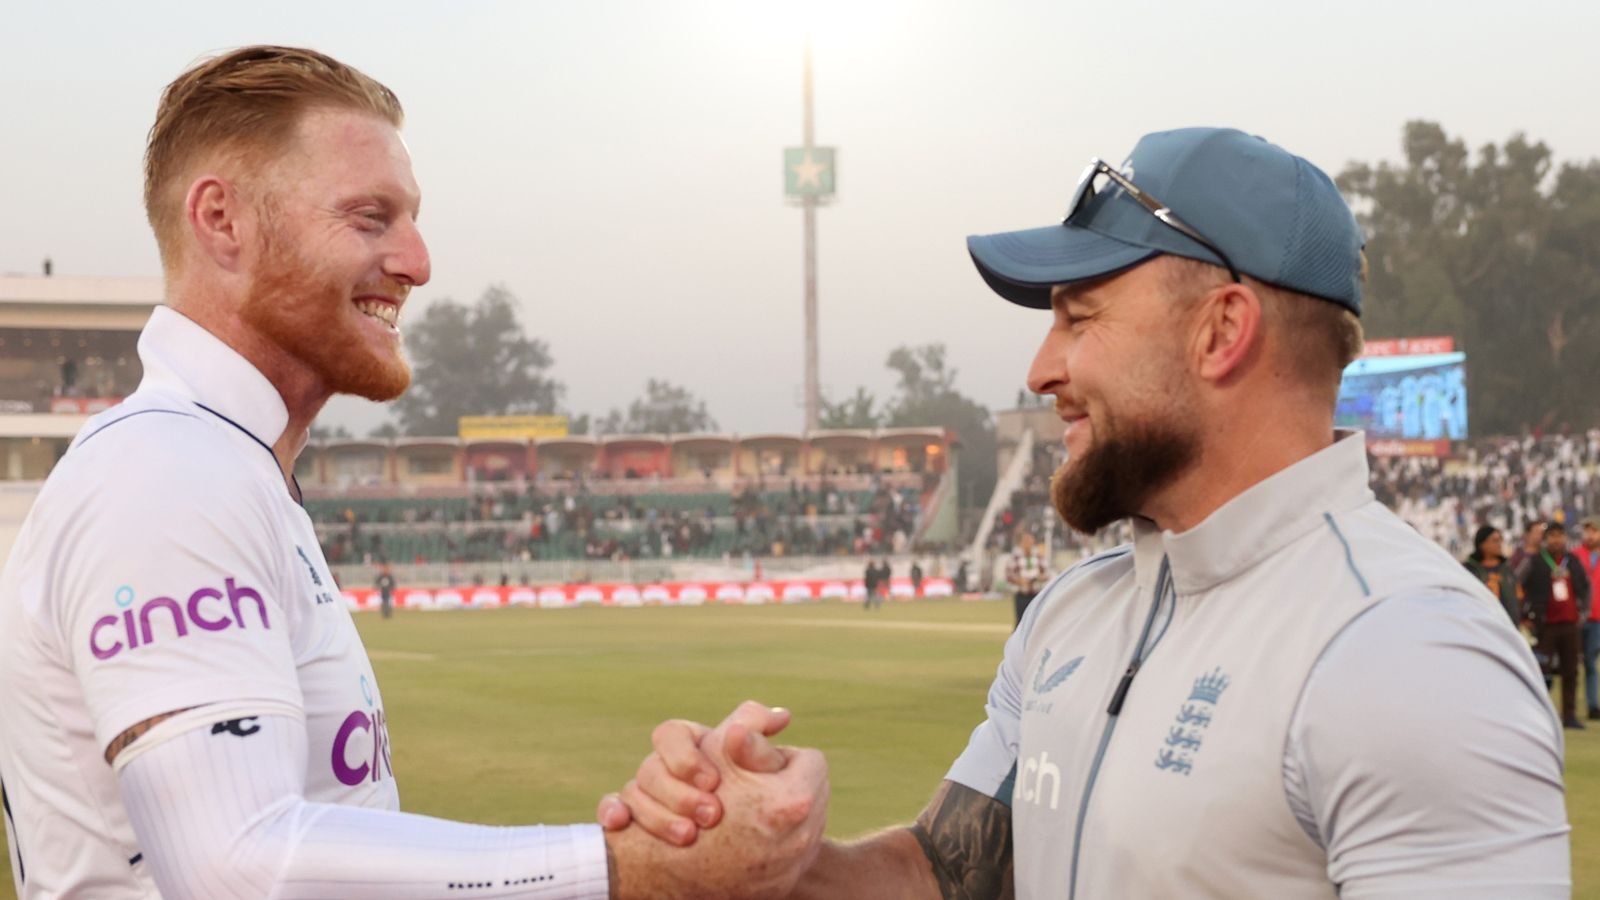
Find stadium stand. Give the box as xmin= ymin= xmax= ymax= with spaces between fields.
xmin=306 ymin=478 xmax=930 ymax=564
xmin=300 ymin=431 xmax=956 ymax=565
xmin=0 ymin=274 xmax=162 ymax=479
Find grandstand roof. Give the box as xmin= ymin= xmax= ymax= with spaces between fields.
xmin=0 ymin=413 xmax=84 ymax=439
xmin=0 ymin=275 xmax=164 ymax=306
xmin=302 ymin=429 xmax=957 ymax=453
xmin=324 ymin=439 xmax=390 ymax=453
xmin=875 ymin=427 xmax=948 ymax=440
xmin=535 ymin=438 xmax=601 ymax=453
xmin=0 ymin=275 xmax=163 ymax=332
xmin=809 ymin=430 xmax=874 ymax=444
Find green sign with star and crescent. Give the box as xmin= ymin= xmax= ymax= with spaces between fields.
xmin=785 ymin=147 xmax=836 ymax=197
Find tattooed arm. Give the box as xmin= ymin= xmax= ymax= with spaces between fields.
xmin=104 ymin=708 xmax=195 ymax=764
xmin=788 ymin=780 xmax=1014 ymax=900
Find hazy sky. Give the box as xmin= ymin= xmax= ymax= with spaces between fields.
xmin=4 ymin=0 xmax=1597 ymax=436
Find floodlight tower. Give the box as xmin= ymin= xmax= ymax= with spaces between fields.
xmin=784 ymin=37 xmax=836 ymax=433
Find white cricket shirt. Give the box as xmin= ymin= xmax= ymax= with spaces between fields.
xmin=0 ymin=307 xmax=403 ymax=897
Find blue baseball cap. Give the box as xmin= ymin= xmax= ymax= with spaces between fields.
xmin=967 ymin=127 xmax=1365 ymax=315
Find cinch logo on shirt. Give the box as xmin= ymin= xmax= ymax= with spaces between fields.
xmin=89 ymin=580 xmax=272 ymax=661
xmin=1015 ymin=750 xmax=1063 ymax=811
xmin=332 ymin=674 xmax=394 ymax=786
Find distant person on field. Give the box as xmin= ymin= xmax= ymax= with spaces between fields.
xmin=872 ymin=558 xmax=891 ymax=609
xmin=1463 ymin=525 xmax=1520 ymax=624
xmin=1578 ymin=515 xmax=1600 ymax=721
xmin=1520 ymin=521 xmax=1591 ymax=729
xmin=375 ymin=564 xmax=397 ymax=619
xmin=1005 ymin=531 xmax=1048 ymax=625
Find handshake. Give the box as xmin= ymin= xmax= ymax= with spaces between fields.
xmin=596 ymin=701 xmax=830 ymax=900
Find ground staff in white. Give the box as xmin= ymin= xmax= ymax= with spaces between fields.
xmin=0 ymin=46 xmax=827 ymax=900
xmin=603 ymin=127 xmax=1570 ymax=898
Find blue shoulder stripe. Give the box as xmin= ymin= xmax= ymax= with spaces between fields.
xmin=1322 ymin=512 xmax=1372 ymax=597
xmin=72 ymin=408 xmax=199 ymax=452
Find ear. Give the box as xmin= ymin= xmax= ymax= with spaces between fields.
xmin=184 ymin=175 xmax=252 ymax=272
xmin=1189 ymin=282 xmax=1262 ymax=384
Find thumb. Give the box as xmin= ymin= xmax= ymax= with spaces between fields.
xmin=595 ymin=793 xmax=631 ymax=831
xmin=721 ymin=701 xmax=793 ymax=741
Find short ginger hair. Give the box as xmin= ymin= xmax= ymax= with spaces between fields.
xmin=143 ymin=45 xmax=404 ymax=271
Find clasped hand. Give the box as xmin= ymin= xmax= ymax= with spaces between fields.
xmin=597 ymin=701 xmax=829 ymax=900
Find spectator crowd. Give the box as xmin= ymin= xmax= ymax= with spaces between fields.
xmin=987 ymin=429 xmax=1600 ymax=564
xmin=313 ymin=476 xmax=930 ymax=565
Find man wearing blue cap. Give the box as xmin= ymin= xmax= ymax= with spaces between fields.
xmin=602 ymin=128 xmax=1570 ymax=897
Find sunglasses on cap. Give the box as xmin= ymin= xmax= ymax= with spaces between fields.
xmin=1064 ymin=158 xmax=1242 ymax=284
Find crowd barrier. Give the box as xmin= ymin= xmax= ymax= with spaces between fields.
xmin=343 ymin=577 xmax=957 ymax=611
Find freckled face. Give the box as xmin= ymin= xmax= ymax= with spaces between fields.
xmin=242 ymin=108 xmax=430 ymax=401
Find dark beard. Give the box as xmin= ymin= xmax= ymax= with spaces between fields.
xmin=242 ymin=224 xmax=411 ymax=402
xmin=1050 ymin=415 xmax=1199 ymax=534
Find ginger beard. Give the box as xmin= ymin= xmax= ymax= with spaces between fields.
xmin=242 ymin=217 xmax=411 ymax=402
xmin=1050 ymin=371 xmax=1201 ymax=535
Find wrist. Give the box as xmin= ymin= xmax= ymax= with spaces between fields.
xmin=604 ymin=826 xmax=692 ymax=900
xmin=603 ymin=829 xmax=649 ymax=900
xmin=605 ymin=833 xmax=618 ymax=900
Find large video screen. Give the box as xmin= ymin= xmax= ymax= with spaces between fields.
xmin=1336 ymin=351 xmax=1468 ymax=441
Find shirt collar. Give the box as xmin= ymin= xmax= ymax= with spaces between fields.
xmin=1132 ymin=430 xmax=1374 ymax=594
xmin=136 ymin=305 xmax=290 ymax=450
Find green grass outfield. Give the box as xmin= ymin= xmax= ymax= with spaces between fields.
xmin=3 ymin=599 xmax=1596 ymax=897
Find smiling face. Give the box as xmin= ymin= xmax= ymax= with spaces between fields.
xmin=1028 ymin=260 xmax=1203 ymax=534
xmin=240 ymin=108 xmax=430 ymax=402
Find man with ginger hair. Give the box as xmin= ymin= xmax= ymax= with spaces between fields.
xmin=0 ymin=46 xmax=825 ymax=899
xmin=603 ymin=128 xmax=1570 ymax=897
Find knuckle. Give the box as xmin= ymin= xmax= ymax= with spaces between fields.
xmin=671 ymin=777 xmax=702 ymax=808
xmin=797 ymin=748 xmax=828 ymax=774
xmin=772 ymin=795 xmax=813 ymax=827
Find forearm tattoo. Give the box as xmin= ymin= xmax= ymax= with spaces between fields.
xmin=104 ymin=708 xmax=194 ymax=764
xmin=909 ymin=781 xmax=1015 ymax=900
